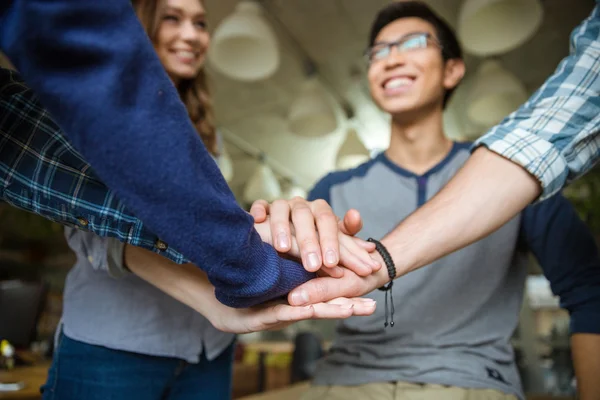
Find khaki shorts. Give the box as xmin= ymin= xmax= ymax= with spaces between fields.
xmin=300 ymin=381 xmax=518 ymax=400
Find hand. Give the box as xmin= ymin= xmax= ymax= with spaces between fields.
xmin=211 ymin=297 xmax=377 ymax=334
xmin=287 ymin=253 xmax=389 ymax=306
xmin=124 ymin=244 xmax=378 ymax=334
xmin=250 ymin=198 xmax=381 ymax=277
xmin=254 ymin=217 xmax=378 ymax=278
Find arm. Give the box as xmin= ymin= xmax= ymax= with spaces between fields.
xmin=122 ymin=244 xmax=377 ymax=334
xmin=519 ymin=194 xmax=600 ymax=400
xmin=0 ymin=1 xmax=314 ymax=307
xmin=326 ymin=3 xmax=600 ymax=279
xmin=572 ymin=334 xmax=600 ymax=400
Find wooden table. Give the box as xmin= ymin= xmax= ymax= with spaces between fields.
xmin=0 ymin=362 xmax=50 ymax=400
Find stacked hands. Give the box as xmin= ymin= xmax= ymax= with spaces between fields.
xmin=242 ymin=197 xmax=394 ymax=329
xmin=128 ymin=197 xmax=393 ymax=334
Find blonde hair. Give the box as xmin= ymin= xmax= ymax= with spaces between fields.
xmin=132 ymin=0 xmax=218 ymax=156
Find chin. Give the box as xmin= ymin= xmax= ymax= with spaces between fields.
xmin=169 ymin=67 xmax=199 ymax=81
xmin=379 ymin=100 xmax=417 ymax=115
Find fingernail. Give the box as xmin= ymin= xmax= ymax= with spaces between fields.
xmin=333 ymin=267 xmax=344 ymax=276
xmin=277 ymin=233 xmax=289 ymax=249
xmin=307 ymin=253 xmax=320 ymax=270
xmin=341 ymin=304 xmax=354 ymax=310
xmin=291 ymin=291 xmax=310 ymax=305
xmin=325 ymin=250 xmax=337 ymax=265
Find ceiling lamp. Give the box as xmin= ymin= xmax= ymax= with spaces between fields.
xmin=243 ymin=156 xmax=282 ymax=203
xmin=282 ymin=179 xmax=307 ymax=199
xmin=288 ymin=78 xmax=340 ymax=137
xmin=217 ymin=144 xmax=234 ymax=183
xmin=336 ymin=128 xmax=370 ymax=171
xmin=208 ymin=1 xmax=280 ymax=81
xmin=466 ymin=60 xmax=528 ymax=127
xmin=458 ymin=0 xmax=543 ymax=56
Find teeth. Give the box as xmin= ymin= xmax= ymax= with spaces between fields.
xmin=385 ymin=77 xmax=413 ymax=89
xmin=177 ymin=51 xmax=196 ymax=59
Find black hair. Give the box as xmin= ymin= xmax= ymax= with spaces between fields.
xmin=368 ymin=1 xmax=463 ymax=107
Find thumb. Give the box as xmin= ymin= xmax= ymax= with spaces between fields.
xmin=288 ymin=277 xmax=344 ymax=306
xmin=340 ymin=208 xmax=363 ymax=236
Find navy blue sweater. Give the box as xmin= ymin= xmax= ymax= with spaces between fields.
xmin=0 ymin=0 xmax=314 ymax=307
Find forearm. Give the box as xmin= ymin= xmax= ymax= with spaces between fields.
xmin=0 ymin=1 xmax=313 ymax=305
xmin=123 ymin=244 xmax=221 ymax=321
xmin=383 ymin=147 xmax=541 ymax=276
xmin=571 ymin=333 xmax=600 ymax=400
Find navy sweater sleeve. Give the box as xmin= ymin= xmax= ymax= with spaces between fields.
xmin=0 ymin=0 xmax=314 ymax=307
xmin=521 ymin=193 xmax=600 ymax=334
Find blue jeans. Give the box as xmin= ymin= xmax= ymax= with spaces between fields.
xmin=41 ymin=332 xmax=235 ymax=400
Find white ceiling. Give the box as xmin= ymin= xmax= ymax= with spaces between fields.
xmin=203 ymin=0 xmax=595 ymax=201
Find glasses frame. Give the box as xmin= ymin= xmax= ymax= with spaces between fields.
xmin=364 ymin=32 xmax=443 ymax=64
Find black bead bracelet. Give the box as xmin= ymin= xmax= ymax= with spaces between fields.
xmin=367 ymin=238 xmax=396 ymax=328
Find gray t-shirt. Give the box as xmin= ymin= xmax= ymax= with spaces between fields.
xmin=60 ymin=228 xmax=235 ymax=362
xmin=59 ymin=147 xmax=234 ymax=362
xmin=308 ymin=143 xmax=527 ymax=399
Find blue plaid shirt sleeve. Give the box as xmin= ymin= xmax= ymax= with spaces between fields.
xmin=475 ymin=4 xmax=600 ymax=200
xmin=0 ymin=68 xmax=188 ymax=264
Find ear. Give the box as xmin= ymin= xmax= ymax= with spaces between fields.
xmin=443 ymin=58 xmax=465 ymax=91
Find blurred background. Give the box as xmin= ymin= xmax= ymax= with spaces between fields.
xmin=0 ymin=0 xmax=598 ymax=399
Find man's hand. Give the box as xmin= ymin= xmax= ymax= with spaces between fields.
xmin=212 ymin=297 xmax=377 ymax=334
xmin=286 ymin=254 xmax=389 ymax=306
xmin=250 ymin=198 xmax=380 ymax=277
xmin=125 ymin=244 xmax=377 ymax=334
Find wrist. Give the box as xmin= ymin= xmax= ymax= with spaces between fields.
xmin=372 ymin=252 xmax=391 ymax=288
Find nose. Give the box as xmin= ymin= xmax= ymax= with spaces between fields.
xmin=384 ymin=46 xmax=406 ymax=69
xmin=179 ymin=20 xmax=200 ymax=43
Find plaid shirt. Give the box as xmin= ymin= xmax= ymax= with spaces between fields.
xmin=0 ymin=68 xmax=187 ymax=264
xmin=475 ymin=2 xmax=600 ymax=200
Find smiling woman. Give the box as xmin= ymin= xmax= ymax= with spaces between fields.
xmin=38 ymin=1 xmax=237 ymax=399
xmin=134 ymin=0 xmax=217 ymax=155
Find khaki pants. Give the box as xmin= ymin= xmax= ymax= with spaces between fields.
xmin=300 ymin=382 xmax=518 ymax=400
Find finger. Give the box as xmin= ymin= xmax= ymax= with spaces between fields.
xmin=310 ymin=199 xmax=340 ymax=268
xmin=269 ymin=200 xmax=292 ymax=252
xmin=325 ymin=297 xmax=377 ymax=316
xmin=289 ymin=198 xmax=323 ymax=272
xmin=307 ymin=303 xmax=355 ymax=319
xmin=346 ymin=237 xmax=382 ymax=271
xmin=249 ymin=199 xmax=270 ymax=223
xmin=354 ymin=237 xmax=376 ymax=251
xmin=337 ymin=236 xmax=381 ymax=276
xmin=340 ymin=208 xmax=363 ymax=236
xmin=288 ymin=276 xmax=359 ymax=306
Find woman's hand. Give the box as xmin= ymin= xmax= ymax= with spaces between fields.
xmin=124 ymin=244 xmax=377 ymax=334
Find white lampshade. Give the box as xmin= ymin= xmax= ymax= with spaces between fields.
xmin=217 ymin=145 xmax=234 ymax=183
xmin=282 ymin=183 xmax=307 ymax=199
xmin=288 ymin=78 xmax=340 ymax=137
xmin=458 ymin=0 xmax=543 ymax=56
xmin=243 ymin=162 xmax=282 ymax=203
xmin=336 ymin=128 xmax=370 ymax=170
xmin=208 ymin=1 xmax=279 ymax=82
xmin=466 ymin=60 xmax=528 ymax=127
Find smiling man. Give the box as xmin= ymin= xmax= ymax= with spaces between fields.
xmin=290 ymin=2 xmax=600 ymax=400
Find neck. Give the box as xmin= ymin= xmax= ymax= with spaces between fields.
xmin=384 ymin=107 xmax=453 ymax=176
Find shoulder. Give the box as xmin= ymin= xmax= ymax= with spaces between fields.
xmin=308 ymin=158 xmax=378 ymax=201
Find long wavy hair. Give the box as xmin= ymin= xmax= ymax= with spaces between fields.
xmin=132 ymin=0 xmax=218 ymax=156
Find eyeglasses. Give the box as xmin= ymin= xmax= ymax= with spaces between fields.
xmin=364 ymin=32 xmax=442 ymax=63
